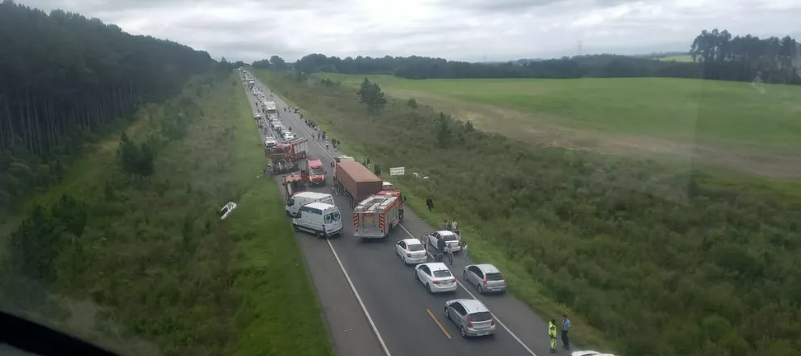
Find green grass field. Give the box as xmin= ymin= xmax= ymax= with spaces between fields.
xmin=318 ymin=73 xmax=801 ymax=178
xmin=0 ymin=73 xmax=334 ymax=356
xmin=657 ymin=54 xmax=696 ymax=62
xmin=257 ymin=69 xmax=801 ymax=356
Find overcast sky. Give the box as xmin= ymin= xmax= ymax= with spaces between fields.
xmin=20 ymin=0 xmax=801 ymax=62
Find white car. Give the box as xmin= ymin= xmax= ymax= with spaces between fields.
xmin=219 ymin=202 xmax=237 ymax=220
xmin=428 ymin=230 xmax=462 ymax=253
xmin=414 ymin=262 xmax=458 ymax=293
xmin=283 ymin=132 xmax=295 ymax=140
xmin=396 ymin=238 xmax=427 ymax=264
xmin=571 ymin=352 xmax=616 ymax=356
xmin=264 ymin=137 xmax=277 ymax=147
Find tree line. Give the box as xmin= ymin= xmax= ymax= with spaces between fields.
xmin=254 ymin=29 xmax=799 ymax=84
xmin=0 ymin=0 xmax=216 ymax=213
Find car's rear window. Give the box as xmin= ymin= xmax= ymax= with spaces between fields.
xmin=486 ymin=273 xmax=504 ymax=281
xmin=470 ymin=311 xmax=492 ymax=322
xmin=433 ymin=270 xmax=452 ymax=278
xmin=408 ymin=244 xmax=424 ymax=251
xmin=442 ymin=234 xmax=457 ymax=241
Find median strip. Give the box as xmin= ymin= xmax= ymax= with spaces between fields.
xmin=427 ymin=309 xmax=452 ymax=339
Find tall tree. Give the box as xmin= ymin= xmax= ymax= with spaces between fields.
xmin=270 ymin=55 xmax=288 ymax=70
xmin=0 ymin=1 xmax=215 ymax=212
xmin=356 ymin=78 xmax=387 ymax=115
xmin=255 ymin=31 xmax=799 ymax=84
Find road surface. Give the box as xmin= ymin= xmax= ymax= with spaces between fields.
xmin=241 ymin=75 xmax=562 ymax=356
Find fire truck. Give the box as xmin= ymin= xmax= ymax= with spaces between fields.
xmin=266 ymin=137 xmax=308 ymax=161
xmin=375 ymin=181 xmax=405 ymax=220
xmin=304 ymin=158 xmax=326 ymax=186
xmin=353 ymin=195 xmax=401 ymax=239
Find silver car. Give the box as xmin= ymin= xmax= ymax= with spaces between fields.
xmin=444 ymin=299 xmax=496 ymax=338
xmin=463 ymin=264 xmax=507 ymax=294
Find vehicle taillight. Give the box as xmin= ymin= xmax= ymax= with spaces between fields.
xmin=451 ymin=279 xmax=456 ymax=283
xmin=502 ymin=274 xmax=507 ymax=284
xmin=483 ymin=276 xmax=488 ymax=285
xmin=491 ymin=317 xmax=496 ymax=326
xmin=433 ymin=280 xmax=440 ymax=285
xmin=406 ymin=253 xmax=411 ymax=257
xmin=466 ymin=316 xmax=472 ymax=328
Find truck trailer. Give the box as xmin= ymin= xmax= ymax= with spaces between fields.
xmin=335 ymin=160 xmax=382 ymax=207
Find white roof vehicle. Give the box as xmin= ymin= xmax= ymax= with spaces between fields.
xmin=264 ymin=137 xmax=277 ymax=147
xmin=396 ymin=238 xmax=427 ymax=264
xmin=283 ymin=132 xmax=295 ymax=140
xmin=571 ymin=352 xmax=617 ymax=356
xmin=414 ymin=262 xmax=457 ymax=293
xmin=428 ymin=230 xmax=462 ymax=252
xmin=219 ymin=202 xmax=237 ymax=220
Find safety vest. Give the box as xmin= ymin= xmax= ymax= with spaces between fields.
xmin=548 ymin=323 xmax=557 ymax=337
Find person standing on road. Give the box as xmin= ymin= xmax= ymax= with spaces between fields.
xmin=421 ymin=234 xmax=429 ymax=254
xmin=548 ymin=319 xmax=558 ymax=353
xmin=446 ymin=245 xmax=454 ymax=266
xmin=436 ymin=237 xmax=446 ymax=262
xmin=561 ymin=314 xmax=571 ymax=350
xmin=462 ymin=241 xmax=469 ymax=265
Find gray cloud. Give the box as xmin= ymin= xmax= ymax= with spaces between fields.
xmin=17 ymin=0 xmax=801 ymax=63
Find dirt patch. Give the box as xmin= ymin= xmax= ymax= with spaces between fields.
xmin=386 ymin=88 xmax=801 ymax=179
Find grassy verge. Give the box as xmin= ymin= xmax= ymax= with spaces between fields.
xmin=256 ymin=69 xmax=801 ymax=356
xmin=226 ymin=75 xmax=336 ymax=356
xmin=0 ymin=73 xmax=334 ymax=356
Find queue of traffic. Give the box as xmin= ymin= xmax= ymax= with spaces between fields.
xmin=240 ymin=68 xmax=503 ymax=340
xmin=238 ymin=69 xmax=620 ymax=355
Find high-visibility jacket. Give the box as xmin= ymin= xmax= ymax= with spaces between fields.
xmin=548 ymin=322 xmax=557 ymax=338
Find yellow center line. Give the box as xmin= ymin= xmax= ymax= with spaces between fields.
xmin=427 ymin=309 xmax=452 ymax=339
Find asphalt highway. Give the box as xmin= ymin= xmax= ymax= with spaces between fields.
xmin=242 ymin=74 xmax=561 ymax=356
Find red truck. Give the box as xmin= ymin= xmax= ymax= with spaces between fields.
xmin=304 ymin=158 xmax=326 ymax=186
xmin=335 ymin=160 xmax=383 ymax=207
xmin=353 ymin=195 xmax=401 ymax=239
xmin=376 ymin=181 xmax=404 ymax=221
xmin=266 ymin=137 xmax=308 ymax=161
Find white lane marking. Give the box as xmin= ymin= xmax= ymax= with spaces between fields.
xmin=398 ymin=224 xmax=538 ymax=356
xmin=326 ymin=238 xmax=393 ymax=356
xmin=247 ymin=80 xmax=393 ymax=356
xmin=261 ymin=80 xmax=535 ymax=356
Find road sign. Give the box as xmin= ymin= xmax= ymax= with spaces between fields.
xmin=389 ymin=167 xmax=405 ymax=176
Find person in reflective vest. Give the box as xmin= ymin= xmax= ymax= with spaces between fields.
xmin=548 ymin=319 xmax=558 ymax=353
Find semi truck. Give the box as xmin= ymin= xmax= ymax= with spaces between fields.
xmin=353 ymin=195 xmax=401 ymax=239
xmin=264 ymin=101 xmax=278 ymax=115
xmin=335 ymin=160 xmax=382 ymax=207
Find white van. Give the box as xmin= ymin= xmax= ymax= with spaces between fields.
xmin=286 ymin=192 xmax=335 ymax=217
xmin=292 ymin=202 xmax=343 ymax=238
